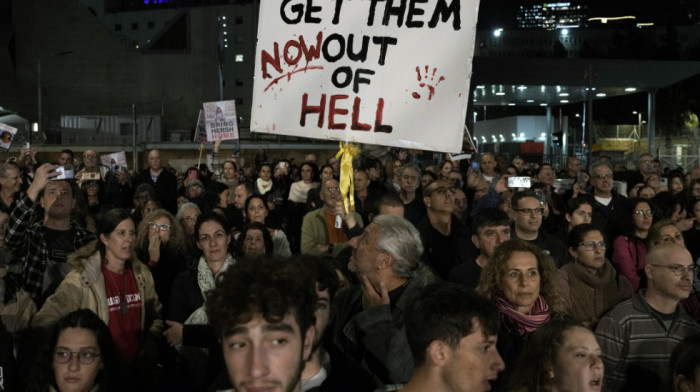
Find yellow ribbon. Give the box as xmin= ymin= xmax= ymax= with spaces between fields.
xmin=335 ymin=142 xmax=361 ymax=214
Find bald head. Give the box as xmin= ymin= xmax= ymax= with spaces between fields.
xmin=645 ymin=243 xmax=694 ymax=305
xmin=148 ymin=149 xmax=162 ymax=171
xmin=647 ymin=243 xmax=691 ymax=267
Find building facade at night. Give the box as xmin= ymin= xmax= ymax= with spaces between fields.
xmin=517 ymin=2 xmax=588 ymax=30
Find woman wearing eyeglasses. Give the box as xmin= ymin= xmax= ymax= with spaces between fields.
xmin=135 ymin=209 xmax=188 ymax=318
xmin=558 ymin=224 xmax=633 ymax=328
xmin=611 ymin=197 xmax=653 ymax=291
xmin=26 ymin=309 xmax=125 ymax=392
xmin=32 ymin=209 xmax=163 ymax=383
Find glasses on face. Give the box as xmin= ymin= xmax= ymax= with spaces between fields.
xmin=323 ymin=187 xmax=340 ymax=193
xmin=633 ymin=210 xmax=653 ymax=217
xmin=640 ymin=160 xmax=653 ymax=165
xmin=514 ymin=208 xmax=544 ymax=216
xmin=148 ymin=222 xmax=170 ymax=231
xmin=431 ymin=187 xmax=455 ymax=196
xmin=54 ymin=349 xmax=101 ymax=364
xmin=183 ymin=216 xmax=198 ymax=223
xmin=578 ymin=241 xmax=606 ymax=251
xmin=0 ymin=175 xmax=19 ymax=180
xmin=244 ymin=235 xmax=264 ymax=243
xmin=593 ymin=174 xmax=613 ymax=180
xmin=649 ymin=263 xmax=697 ymax=276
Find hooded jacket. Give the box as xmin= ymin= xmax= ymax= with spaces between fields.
xmin=32 ymin=241 xmax=163 ymax=360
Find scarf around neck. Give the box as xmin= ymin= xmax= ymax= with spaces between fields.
xmin=256 ymin=178 xmax=273 ymax=195
xmin=184 ymin=254 xmax=236 ymax=326
xmin=495 ymin=295 xmax=551 ymax=334
xmin=567 ymin=259 xmax=619 ymax=323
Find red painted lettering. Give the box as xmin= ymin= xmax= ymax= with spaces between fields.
xmin=261 ymin=32 xmax=323 ymax=79
xmin=299 ymin=93 xmax=392 ymax=133
xmin=300 ymin=93 xmax=326 ymax=127
xmin=329 ymin=95 xmax=349 ymax=130
xmin=375 ymin=98 xmax=392 ymax=133
xmin=351 ymin=96 xmax=371 ymax=131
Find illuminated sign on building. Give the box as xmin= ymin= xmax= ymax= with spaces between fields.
xmin=518 ymin=2 xmax=586 ymax=30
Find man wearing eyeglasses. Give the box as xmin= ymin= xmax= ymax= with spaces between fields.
xmin=510 ymin=190 xmax=568 ymax=267
xmin=623 ymin=153 xmax=656 ymax=191
xmin=596 ymin=243 xmax=700 ymax=392
xmin=301 ymin=178 xmax=363 ymax=256
xmin=417 ymin=180 xmax=473 ymax=279
xmin=585 ymin=162 xmax=628 ymax=243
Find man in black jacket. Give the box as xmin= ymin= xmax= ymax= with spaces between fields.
xmin=299 ymin=256 xmax=377 ymax=392
xmin=510 ymin=190 xmax=568 ymax=267
xmin=134 ymin=149 xmax=177 ymax=213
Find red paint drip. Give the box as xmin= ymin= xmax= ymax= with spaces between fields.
xmin=264 ymin=65 xmax=324 ymax=92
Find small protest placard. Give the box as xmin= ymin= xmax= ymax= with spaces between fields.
xmin=0 ymin=123 xmax=17 ymax=153
xmin=250 ymin=0 xmax=480 ymax=153
xmin=193 ymin=109 xmax=210 ymax=144
xmin=101 ymin=151 xmax=128 ymax=172
xmin=204 ymin=101 xmax=239 ymax=142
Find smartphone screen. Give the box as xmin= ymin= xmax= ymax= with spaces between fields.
xmin=508 ymin=176 xmax=531 ymax=188
xmin=471 ymin=161 xmax=480 ymax=176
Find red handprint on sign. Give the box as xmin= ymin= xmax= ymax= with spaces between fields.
xmin=411 ymin=66 xmax=445 ymax=100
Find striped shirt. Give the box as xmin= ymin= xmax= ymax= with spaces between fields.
xmin=595 ymin=291 xmax=700 ymax=391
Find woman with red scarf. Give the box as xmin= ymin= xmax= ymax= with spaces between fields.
xmin=477 ymin=239 xmax=567 ymax=382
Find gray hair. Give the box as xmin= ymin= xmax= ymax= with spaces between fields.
xmin=0 ymin=163 xmax=18 ymax=178
xmin=176 ymin=202 xmax=201 ymax=220
xmin=398 ymin=163 xmax=421 ymax=178
xmin=372 ymin=215 xmax=425 ymax=278
xmin=590 ymin=162 xmax=611 ymax=174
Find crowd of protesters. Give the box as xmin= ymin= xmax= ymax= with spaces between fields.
xmin=1 ymin=142 xmax=700 ymax=392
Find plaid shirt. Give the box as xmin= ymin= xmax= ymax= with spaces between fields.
xmin=5 ymin=196 xmax=95 ymax=302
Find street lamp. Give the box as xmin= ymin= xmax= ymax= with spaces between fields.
xmin=632 ymin=111 xmax=644 ymax=139
xmin=37 ymin=51 xmax=73 ymax=144
xmin=633 ymin=111 xmax=642 ymax=138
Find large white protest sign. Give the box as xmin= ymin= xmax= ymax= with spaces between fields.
xmin=251 ymin=0 xmax=480 ymax=153
xmin=204 ymin=100 xmax=239 ymax=141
